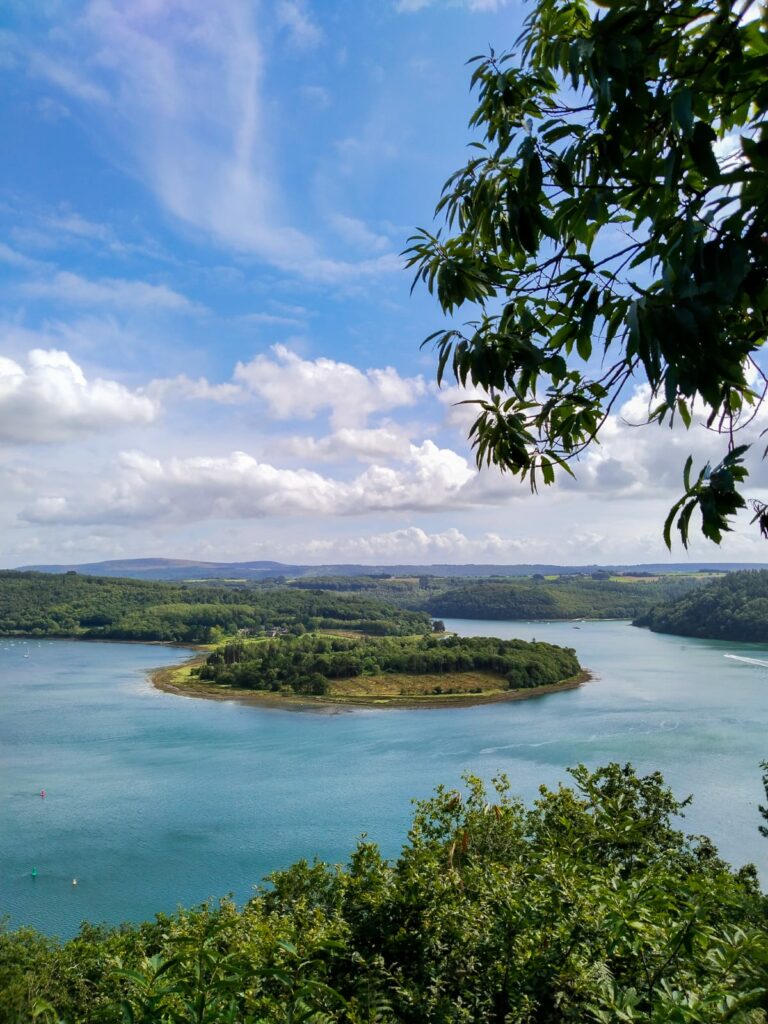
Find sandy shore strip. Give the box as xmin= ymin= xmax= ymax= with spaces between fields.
xmin=149 ymin=654 xmax=591 ymax=712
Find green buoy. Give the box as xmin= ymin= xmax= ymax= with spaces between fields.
xmin=31 ymin=867 xmax=37 ymax=878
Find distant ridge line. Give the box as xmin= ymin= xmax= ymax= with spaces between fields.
xmin=10 ymin=557 xmax=768 ymax=582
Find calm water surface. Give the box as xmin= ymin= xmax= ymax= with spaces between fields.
xmin=1 ymin=622 xmax=767 ymax=937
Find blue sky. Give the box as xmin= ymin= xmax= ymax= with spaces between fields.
xmin=1 ymin=0 xmax=766 ymax=568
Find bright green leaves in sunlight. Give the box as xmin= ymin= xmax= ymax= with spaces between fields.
xmin=405 ymin=0 xmax=768 ymax=547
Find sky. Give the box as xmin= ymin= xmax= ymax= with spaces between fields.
xmin=1 ymin=0 xmax=767 ymax=569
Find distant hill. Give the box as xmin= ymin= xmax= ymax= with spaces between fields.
xmin=14 ymin=557 xmax=768 ymax=582
xmin=634 ymin=569 xmax=768 ymax=642
xmin=15 ymin=558 xmax=292 ymax=581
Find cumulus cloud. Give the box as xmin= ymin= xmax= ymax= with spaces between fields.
xmin=143 ymin=347 xmax=427 ymax=424
xmin=0 ymin=349 xmax=158 ymax=443
xmin=439 ymin=378 xmax=768 ymax=501
xmin=301 ymin=526 xmax=505 ymax=561
xmin=21 ymin=440 xmax=475 ymax=525
xmin=568 ymin=383 xmax=768 ymax=498
xmin=20 ymin=271 xmax=201 ymax=312
xmin=234 ymin=344 xmax=427 ymax=428
xmin=436 ymin=382 xmax=492 ymax=434
xmin=279 ymin=425 xmax=412 ymax=462
xmin=266 ymin=525 xmax=669 ymax=565
xmin=147 ymin=375 xmax=244 ymax=405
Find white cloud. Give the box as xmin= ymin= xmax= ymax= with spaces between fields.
xmin=238 ymin=312 xmax=306 ymax=327
xmin=328 ymin=214 xmax=390 ymax=253
xmin=395 ymin=0 xmax=512 ymax=10
xmin=0 ymin=349 xmax=158 ymax=443
xmin=29 ymin=1 xmax=312 ymax=266
xmin=28 ymin=1 xmax=400 ymax=282
xmin=21 ymin=440 xmax=475 ymax=525
xmin=0 ymin=243 xmax=45 ymax=270
xmin=143 ymin=347 xmax=426 ymax=421
xmin=300 ymin=526 xmax=506 ymax=561
xmin=280 ymin=425 xmax=412 ymax=462
xmin=437 ymin=382 xmax=492 ymax=433
xmin=276 ymin=0 xmax=324 ymax=48
xmin=234 ymin=344 xmax=427 ymax=427
xmin=44 ymin=212 xmax=113 ymax=242
xmin=567 ymin=383 xmax=768 ymax=499
xmin=147 ymin=375 xmax=244 ymax=405
xmin=290 ymin=252 xmax=403 ymax=284
xmin=439 ymin=378 xmax=768 ymax=502
xmin=30 ymin=51 xmax=111 ymax=103
xmin=20 ymin=271 xmax=201 ymax=312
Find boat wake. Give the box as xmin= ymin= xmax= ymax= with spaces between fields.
xmin=724 ymin=654 xmax=768 ymax=669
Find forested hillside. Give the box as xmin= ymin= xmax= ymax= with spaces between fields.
xmin=635 ymin=570 xmax=768 ymax=642
xmin=0 ymin=572 xmax=430 ymax=642
xmin=326 ymin=574 xmax=705 ymax=621
xmin=1 ymin=766 xmax=764 ymax=1023
xmin=198 ymin=632 xmax=581 ymax=696
xmin=0 ymin=570 xmax=712 ymax=641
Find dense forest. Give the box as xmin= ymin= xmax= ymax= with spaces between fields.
xmin=197 ymin=632 xmax=581 ymax=696
xmin=288 ymin=573 xmax=706 ymax=621
xmin=635 ymin=570 xmax=768 ymax=642
xmin=0 ymin=570 xmax=711 ymax=644
xmin=0 ymin=572 xmax=431 ymax=642
xmin=2 ymin=765 xmax=765 ymax=1024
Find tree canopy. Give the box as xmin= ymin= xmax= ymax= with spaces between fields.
xmin=635 ymin=566 xmax=768 ymax=640
xmin=2 ymin=764 xmax=766 ymax=1023
xmin=406 ymin=0 xmax=768 ymax=548
xmin=0 ymin=571 xmax=431 ymax=642
xmin=199 ymin=632 xmax=581 ymax=696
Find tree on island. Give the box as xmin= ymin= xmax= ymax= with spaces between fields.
xmin=407 ymin=0 xmax=768 ymax=548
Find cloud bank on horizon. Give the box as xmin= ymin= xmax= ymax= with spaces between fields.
xmin=1 ymin=0 xmax=766 ymax=568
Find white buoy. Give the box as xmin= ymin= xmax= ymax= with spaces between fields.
xmin=72 ymin=878 xmax=77 ymax=886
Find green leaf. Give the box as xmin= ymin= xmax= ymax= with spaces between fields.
xmin=671 ymin=88 xmax=693 ymax=137
xmin=688 ymin=121 xmax=720 ymax=180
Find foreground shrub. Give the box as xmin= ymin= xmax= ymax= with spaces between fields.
xmin=2 ymin=764 xmax=766 ymax=1023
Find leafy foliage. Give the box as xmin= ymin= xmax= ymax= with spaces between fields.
xmin=1 ymin=765 xmax=766 ymax=1023
xmin=416 ymin=573 xmax=703 ymax=620
xmin=0 ymin=570 xmax=707 ymax=642
xmin=199 ymin=632 xmax=581 ymax=695
xmin=0 ymin=572 xmax=431 ymax=643
xmin=635 ymin=568 xmax=768 ymax=641
xmin=406 ymin=0 xmax=768 ymax=547
xmin=287 ymin=571 xmax=708 ymax=620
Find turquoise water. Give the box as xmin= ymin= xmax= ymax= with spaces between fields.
xmin=1 ymin=622 xmax=766 ymax=938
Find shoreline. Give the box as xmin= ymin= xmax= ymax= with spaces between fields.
xmin=149 ymin=655 xmax=592 ymax=712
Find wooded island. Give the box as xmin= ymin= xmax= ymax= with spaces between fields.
xmin=178 ymin=631 xmax=585 ymax=707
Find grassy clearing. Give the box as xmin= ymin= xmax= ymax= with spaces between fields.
xmin=609 ymin=575 xmax=663 ymax=583
xmin=318 ymin=628 xmax=367 ymax=638
xmin=153 ymin=658 xmax=589 ymax=710
xmin=151 ymin=653 xmax=207 ymax=690
xmin=327 ymin=670 xmax=507 ymax=698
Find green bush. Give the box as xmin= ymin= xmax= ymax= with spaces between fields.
xmin=2 ymin=765 xmax=766 ymax=1023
